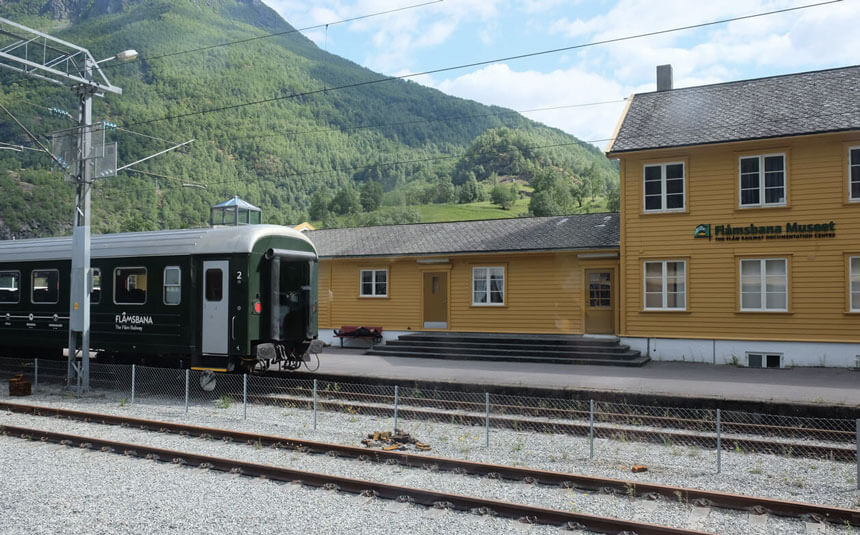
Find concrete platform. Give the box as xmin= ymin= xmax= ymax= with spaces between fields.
xmin=299 ymin=347 xmax=860 ymax=416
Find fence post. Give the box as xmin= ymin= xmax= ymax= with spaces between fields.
xmin=184 ymin=369 xmax=189 ymax=415
xmin=313 ymin=379 xmax=318 ymax=431
xmin=33 ymin=358 xmax=38 ymax=392
xmin=243 ymin=374 xmax=248 ymax=420
xmin=485 ymin=392 xmax=490 ymax=447
xmin=589 ymin=400 xmax=595 ymax=459
xmin=716 ymin=409 xmax=722 ymax=474
xmin=393 ymin=385 xmax=399 ymax=432
xmin=131 ymin=364 xmax=136 ymax=404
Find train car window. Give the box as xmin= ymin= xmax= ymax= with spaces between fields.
xmin=164 ymin=266 xmax=181 ymax=305
xmin=205 ymin=269 xmax=223 ymax=301
xmin=91 ymin=268 xmax=101 ymax=304
xmin=0 ymin=271 xmax=20 ymax=303
xmin=31 ymin=269 xmax=59 ymax=304
xmin=114 ymin=267 xmax=147 ymax=305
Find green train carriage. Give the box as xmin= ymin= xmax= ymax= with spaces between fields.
xmin=0 ymin=225 xmax=318 ymax=372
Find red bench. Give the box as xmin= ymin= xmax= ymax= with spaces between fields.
xmin=333 ymin=326 xmax=383 ymax=348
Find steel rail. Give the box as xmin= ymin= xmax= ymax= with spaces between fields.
xmin=238 ymin=394 xmax=856 ymax=462
xmin=0 ymin=424 xmax=713 ymax=535
xmin=242 ymin=382 xmax=857 ymax=442
xmin=1 ymin=401 xmax=856 ymax=526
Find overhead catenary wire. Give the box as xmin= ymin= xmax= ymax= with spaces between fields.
xmin=96 ymin=0 xmax=443 ymax=71
xmin=124 ymin=0 xmax=841 ymax=127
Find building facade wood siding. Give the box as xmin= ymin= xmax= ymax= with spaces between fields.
xmin=317 ymin=250 xmax=619 ymax=334
xmin=618 ymin=132 xmax=860 ymax=344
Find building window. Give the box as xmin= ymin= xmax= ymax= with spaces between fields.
xmin=643 ymin=162 xmax=685 ymax=212
xmin=850 ymin=147 xmax=860 ymax=201
xmin=643 ymin=261 xmax=686 ymax=310
xmin=114 ymin=267 xmax=147 ymax=305
xmin=850 ymin=257 xmax=860 ymax=312
xmin=588 ymin=272 xmax=611 ymax=307
xmin=740 ymin=258 xmax=787 ymax=311
xmin=31 ymin=269 xmax=59 ymax=304
xmin=164 ymin=266 xmax=181 ymax=305
xmin=473 ymin=267 xmax=504 ymax=305
xmin=0 ymin=271 xmax=20 ymax=303
xmin=747 ymin=352 xmax=782 ymax=368
xmin=360 ymin=269 xmax=387 ymax=297
xmin=739 ymin=154 xmax=785 ymax=207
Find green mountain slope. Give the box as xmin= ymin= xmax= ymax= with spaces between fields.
xmin=0 ymin=0 xmax=617 ymax=237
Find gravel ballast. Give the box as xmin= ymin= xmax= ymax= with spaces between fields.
xmin=1 ymin=387 xmax=858 ymax=534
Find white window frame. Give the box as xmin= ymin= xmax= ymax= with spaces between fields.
xmin=163 ymin=266 xmax=182 ymax=306
xmin=738 ymin=153 xmax=786 ymax=207
xmin=849 ymin=146 xmax=860 ymax=202
xmin=472 ymin=266 xmax=505 ymax=306
xmin=643 ymin=162 xmax=685 ymax=213
xmin=360 ymin=269 xmax=388 ymax=297
xmin=746 ymin=352 xmax=783 ymax=369
xmin=739 ymin=258 xmax=788 ymax=312
xmin=643 ymin=260 xmax=686 ymax=311
xmin=850 ymin=256 xmax=860 ymax=312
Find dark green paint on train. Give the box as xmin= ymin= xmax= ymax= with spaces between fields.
xmin=0 ymin=225 xmax=318 ymax=372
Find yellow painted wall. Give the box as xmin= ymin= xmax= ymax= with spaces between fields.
xmin=318 ymin=250 xmax=619 ymax=334
xmin=617 ymin=132 xmax=860 ymax=343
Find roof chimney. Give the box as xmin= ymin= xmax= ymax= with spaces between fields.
xmin=656 ymin=64 xmax=673 ymax=91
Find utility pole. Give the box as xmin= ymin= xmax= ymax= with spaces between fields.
xmin=0 ymin=17 xmax=134 ymax=391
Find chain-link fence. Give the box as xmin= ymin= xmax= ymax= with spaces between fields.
xmin=1 ymin=356 xmax=857 ymax=487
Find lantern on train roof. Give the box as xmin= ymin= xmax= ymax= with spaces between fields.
xmin=209 ymin=195 xmax=262 ymax=227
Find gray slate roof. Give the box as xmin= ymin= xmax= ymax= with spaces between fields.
xmin=608 ymin=65 xmax=860 ymax=154
xmin=306 ymin=213 xmax=619 ymax=258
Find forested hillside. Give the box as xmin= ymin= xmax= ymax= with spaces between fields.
xmin=0 ymin=0 xmax=617 ymax=238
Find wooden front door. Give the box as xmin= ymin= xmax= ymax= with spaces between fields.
xmin=423 ymin=272 xmax=448 ymax=329
xmin=584 ymin=269 xmax=614 ymax=334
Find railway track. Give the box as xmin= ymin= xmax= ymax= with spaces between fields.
xmin=234 ymin=392 xmax=857 ymax=462
xmin=1 ymin=401 xmax=857 ymax=529
xmin=1 ymin=359 xmax=854 ymax=462
xmin=2 ymin=424 xmax=713 ymax=535
xmin=260 ymin=382 xmax=852 ymax=441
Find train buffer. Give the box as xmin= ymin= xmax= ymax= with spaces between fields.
xmin=333 ymin=326 xmax=383 ymax=348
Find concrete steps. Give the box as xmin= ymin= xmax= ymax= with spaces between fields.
xmin=366 ymin=332 xmax=649 ymax=367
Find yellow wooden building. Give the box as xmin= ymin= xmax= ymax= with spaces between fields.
xmin=606 ymin=64 xmax=860 ymax=368
xmin=307 ymin=214 xmax=620 ymax=344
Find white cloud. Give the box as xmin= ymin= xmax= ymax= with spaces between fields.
xmin=430 ymin=63 xmax=629 ymax=148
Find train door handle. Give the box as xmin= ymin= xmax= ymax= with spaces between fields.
xmin=231 ymin=315 xmax=236 ymax=340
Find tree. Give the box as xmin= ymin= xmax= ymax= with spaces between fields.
xmin=329 ymin=184 xmax=361 ymax=216
xmin=435 ymin=176 xmax=457 ymax=204
xmin=360 ymin=180 xmax=383 ymax=212
xmin=490 ymin=183 xmax=518 ymax=210
xmin=529 ymin=190 xmax=564 ymax=216
xmin=458 ymin=176 xmax=481 ymax=203
xmin=309 ymin=190 xmax=331 ymax=221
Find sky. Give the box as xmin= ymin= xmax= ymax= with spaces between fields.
xmin=262 ymin=0 xmax=857 ymax=149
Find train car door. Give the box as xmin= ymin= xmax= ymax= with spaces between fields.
xmin=202 ymin=260 xmax=229 ymax=354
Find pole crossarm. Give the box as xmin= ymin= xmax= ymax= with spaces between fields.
xmin=0 ymin=16 xmax=121 ymax=95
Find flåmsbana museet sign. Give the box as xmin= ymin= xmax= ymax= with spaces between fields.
xmin=694 ymin=221 xmax=836 ymax=241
